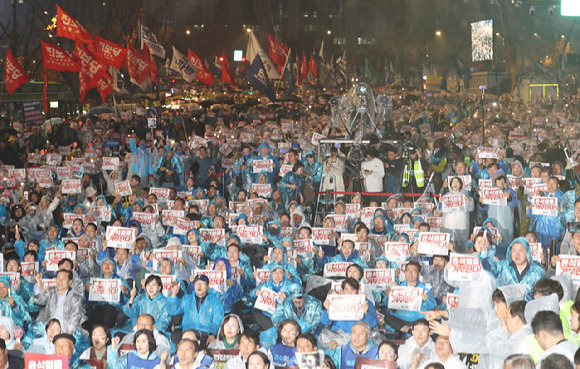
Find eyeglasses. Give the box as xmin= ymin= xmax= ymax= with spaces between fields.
xmin=379 ymin=350 xmax=396 ymax=355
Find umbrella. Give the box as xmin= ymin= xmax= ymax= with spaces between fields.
xmin=199 ymin=100 xmax=217 ymax=109
xmin=89 ymin=106 xmax=115 ymax=115
xmin=245 ymin=98 xmax=259 ymax=107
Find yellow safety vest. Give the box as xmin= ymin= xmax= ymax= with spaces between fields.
xmin=524 ymin=334 xmax=544 ymax=364
xmin=403 ymin=159 xmax=425 ymax=188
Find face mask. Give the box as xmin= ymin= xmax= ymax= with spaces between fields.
xmin=176 ymin=152 xmax=183 ymax=157
xmin=269 ymin=227 xmax=280 ymax=235
xmin=139 ymin=144 xmax=146 ymax=150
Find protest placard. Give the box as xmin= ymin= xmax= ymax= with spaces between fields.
xmin=235 ymin=226 xmax=263 ymax=244
xmin=294 ymin=239 xmax=314 ymax=257
xmin=388 ymin=286 xmax=423 ymax=311
xmin=61 ymin=179 xmax=82 ymax=194
xmin=193 ymin=269 xmax=227 ymax=293
xmin=88 ymin=278 xmax=121 ymax=303
xmin=207 ymin=349 xmax=240 ymax=369
xmin=531 ymin=196 xmax=559 ymax=216
xmin=323 ymin=262 xmax=352 ymax=278
xmin=417 ymin=232 xmax=450 ymax=256
xmin=162 ymin=210 xmax=185 ymax=227
xmin=384 ymin=242 xmax=410 ymax=263
xmin=255 ymin=269 xmax=271 ymax=286
xmin=447 ymin=175 xmax=473 ymax=189
xmin=363 ymin=269 xmax=394 ymax=290
xmin=440 ymin=195 xmax=468 ymax=213
xmin=355 ymin=357 xmax=396 ymax=369
xmin=102 ymin=157 xmax=120 ymax=170
xmin=105 ymin=227 xmax=135 ymax=249
xmin=149 ymin=187 xmax=171 ymax=202
xmin=252 ymin=159 xmax=274 ymax=173
xmin=250 ymin=183 xmax=272 ymax=198
xmin=25 ymin=353 xmax=69 ymax=369
xmin=478 ymin=147 xmax=499 ymax=159
xmin=132 ymin=212 xmax=154 ymax=225
xmin=115 ymin=180 xmax=132 ymax=196
xmin=557 ymin=255 xmax=580 ymax=281
xmin=45 ymin=250 xmax=76 ymax=271
xmin=93 ymin=206 xmax=112 ymax=222
xmin=480 ymin=188 xmax=507 ymax=206
xmin=447 ymin=253 xmax=483 ymax=282
xmin=328 ymin=294 xmax=365 ymax=321
xmin=254 ymin=287 xmax=281 ymax=314
xmin=312 ymin=228 xmax=335 ymax=246
xmin=144 ymin=273 xmax=176 ymax=297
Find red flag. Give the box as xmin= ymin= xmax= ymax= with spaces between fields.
xmin=268 ymin=35 xmax=286 ymax=66
xmin=79 ymin=67 xmax=91 ymax=102
xmin=126 ymin=43 xmax=151 ymax=85
xmin=142 ymin=44 xmax=158 ymax=85
xmin=56 ymin=5 xmax=93 ymax=43
xmin=297 ymin=58 xmax=302 ymax=86
xmin=74 ymin=40 xmax=107 ymax=87
xmin=309 ymin=54 xmax=318 ymax=76
xmin=4 ymin=49 xmax=29 ymax=94
xmin=41 ymin=41 xmax=80 ymax=72
xmin=187 ymin=50 xmax=214 ymax=86
xmin=96 ymin=72 xmax=114 ymax=102
xmin=221 ymin=51 xmax=236 ymax=87
xmin=301 ymin=51 xmax=308 ymax=78
xmin=95 ymin=36 xmax=127 ymax=69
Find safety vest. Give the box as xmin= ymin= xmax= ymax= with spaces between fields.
xmin=524 ymin=334 xmax=544 ymax=364
xmin=561 ymin=300 xmax=574 ymax=341
xmin=402 ymin=159 xmax=425 ymax=188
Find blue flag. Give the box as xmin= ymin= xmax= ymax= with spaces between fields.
xmin=246 ymin=54 xmax=277 ymax=102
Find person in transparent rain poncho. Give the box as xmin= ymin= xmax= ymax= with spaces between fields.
xmin=439 ymin=176 xmax=474 ymax=254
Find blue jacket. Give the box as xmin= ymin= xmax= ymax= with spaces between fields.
xmin=318 ymin=250 xmax=367 ymax=269
xmin=122 ymin=291 xmax=170 ymax=334
xmin=526 ymin=188 xmax=565 ymax=246
xmin=130 ymin=139 xmax=155 ymax=179
xmin=269 ymin=343 xmax=296 ymax=367
xmin=272 ymin=295 xmax=323 ymax=334
xmin=479 ymin=237 xmax=546 ymax=301
xmin=166 ymin=290 xmax=224 ymax=335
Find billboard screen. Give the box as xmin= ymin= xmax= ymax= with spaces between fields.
xmin=562 ymin=0 xmax=580 ymax=16
xmin=471 ymin=20 xmax=493 ymax=62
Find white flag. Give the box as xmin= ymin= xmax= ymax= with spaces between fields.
xmin=246 ymin=30 xmax=280 ymax=79
xmin=140 ymin=24 xmax=165 ymax=58
xmin=170 ymin=47 xmax=197 ymax=83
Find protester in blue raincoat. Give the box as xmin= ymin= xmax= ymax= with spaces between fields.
xmin=279 ymin=161 xmax=305 ymax=210
xmin=526 ymin=175 xmax=565 ymax=250
xmin=249 ymin=141 xmax=280 ymax=183
xmin=479 ymin=236 xmax=546 ymax=301
xmin=167 ymin=273 xmax=224 ymax=337
xmin=270 ymin=288 xmax=323 ymax=338
xmin=320 ymin=278 xmax=378 ymax=334
xmin=204 ymin=258 xmax=243 ymax=314
xmin=261 ymin=241 xmax=301 ymax=285
xmin=232 ymin=146 xmax=254 ymax=192
xmin=251 ymin=263 xmax=302 ymax=331
xmin=123 ymin=274 xmax=170 ymax=334
xmin=317 ymin=240 xmax=367 ymax=269
xmin=0 ymin=274 xmax=31 ymax=328
xmin=129 ymin=138 xmax=155 ymax=187
xmin=155 ymin=145 xmax=185 ymax=190
xmin=302 ymin=149 xmax=323 ymax=191
xmin=263 ymin=219 xmax=284 ymax=247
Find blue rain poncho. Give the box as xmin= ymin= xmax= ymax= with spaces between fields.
xmin=479 ymin=237 xmax=546 ymax=301
xmin=526 ymin=187 xmax=565 ymax=249
xmin=122 ymin=288 xmax=170 ymax=335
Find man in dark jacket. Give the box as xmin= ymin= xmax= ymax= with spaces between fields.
xmin=0 ymin=338 xmax=23 ymax=369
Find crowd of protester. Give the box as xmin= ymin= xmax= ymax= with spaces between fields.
xmin=0 ymin=84 xmax=580 ymax=369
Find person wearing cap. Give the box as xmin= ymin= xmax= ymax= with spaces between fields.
xmin=167 ymin=272 xmax=224 ymax=343
xmin=401 ymin=146 xmax=429 ymax=195
xmin=302 ymin=149 xmax=323 ymax=192
xmin=54 ymin=333 xmax=90 ymax=369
